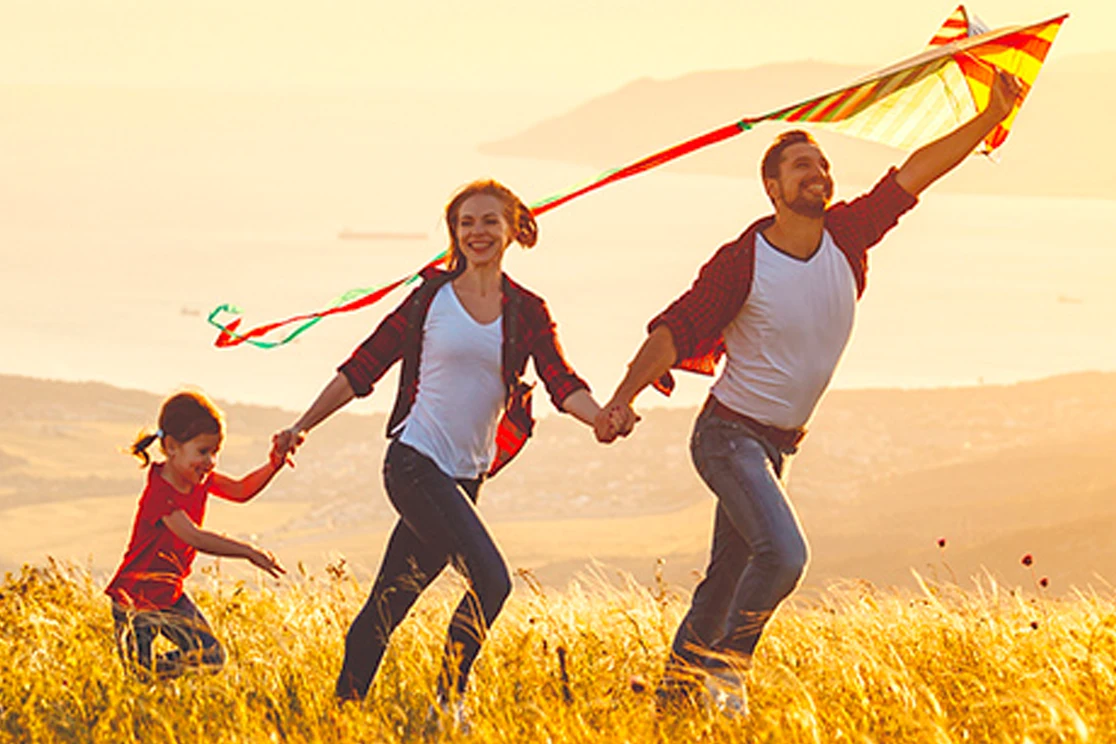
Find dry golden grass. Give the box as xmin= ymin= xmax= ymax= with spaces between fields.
xmin=2 ymin=559 xmax=1115 ymax=743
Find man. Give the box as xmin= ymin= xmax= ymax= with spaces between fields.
xmin=595 ymin=70 xmax=1024 ymax=713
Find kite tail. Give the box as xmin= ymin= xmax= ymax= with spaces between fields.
xmin=208 ymin=251 xmax=448 ymax=349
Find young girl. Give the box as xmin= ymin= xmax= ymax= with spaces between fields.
xmin=271 ymin=180 xmax=613 ymax=725
xmin=105 ymin=390 xmax=287 ymax=678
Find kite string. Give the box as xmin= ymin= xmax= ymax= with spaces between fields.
xmin=210 ymin=12 xmax=1064 ymax=349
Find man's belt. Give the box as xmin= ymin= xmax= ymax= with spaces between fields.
xmin=704 ymin=396 xmax=806 ymax=454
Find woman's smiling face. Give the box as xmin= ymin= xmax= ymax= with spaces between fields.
xmin=454 ymin=194 xmax=513 ymax=268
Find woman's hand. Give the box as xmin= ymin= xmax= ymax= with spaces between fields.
xmin=270 ymin=373 xmax=356 ymax=467
xmin=270 ymin=428 xmax=305 ymax=468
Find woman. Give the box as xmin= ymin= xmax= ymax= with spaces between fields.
xmin=271 ymin=179 xmax=609 ymax=721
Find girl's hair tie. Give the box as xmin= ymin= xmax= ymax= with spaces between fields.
xmin=155 ymin=428 xmax=165 ymax=439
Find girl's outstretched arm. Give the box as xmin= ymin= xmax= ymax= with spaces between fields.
xmin=163 ymin=510 xmax=285 ymax=578
xmin=209 ymin=459 xmax=284 ymax=504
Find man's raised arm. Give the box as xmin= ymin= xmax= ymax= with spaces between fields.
xmin=895 ymin=70 xmax=1024 ymax=197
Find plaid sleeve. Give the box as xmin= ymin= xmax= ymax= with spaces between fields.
xmin=826 ymin=167 xmax=919 ymax=257
xmin=646 ymin=234 xmax=756 ymax=362
xmin=336 ymin=289 xmax=415 ymax=397
xmin=524 ymin=296 xmax=590 ymax=411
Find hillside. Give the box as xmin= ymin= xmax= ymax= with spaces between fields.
xmin=480 ymin=53 xmax=1116 ymax=200
xmin=2 ymin=373 xmax=1115 ymax=594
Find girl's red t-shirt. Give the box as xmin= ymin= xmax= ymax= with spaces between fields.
xmin=105 ymin=464 xmax=210 ymax=610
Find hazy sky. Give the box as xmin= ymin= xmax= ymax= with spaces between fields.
xmin=3 ymin=0 xmax=1113 ymax=410
xmin=2 ymin=1 xmax=1105 ymax=94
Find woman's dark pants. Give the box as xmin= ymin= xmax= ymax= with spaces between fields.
xmin=336 ymin=440 xmax=511 ymax=701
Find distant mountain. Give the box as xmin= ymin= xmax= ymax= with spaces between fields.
xmin=481 ymin=54 xmax=1116 ymax=200
xmin=4 ymin=372 xmax=1116 ymax=593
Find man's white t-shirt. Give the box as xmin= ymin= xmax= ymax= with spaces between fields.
xmin=397 ymin=283 xmax=505 ymax=478
xmin=710 ymin=229 xmax=857 ymax=430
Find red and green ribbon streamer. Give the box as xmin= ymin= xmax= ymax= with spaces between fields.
xmin=209 ymin=251 xmax=447 ymax=349
xmin=207 ymin=120 xmax=755 ymax=349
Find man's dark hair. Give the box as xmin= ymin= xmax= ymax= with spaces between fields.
xmin=761 ymin=130 xmax=819 ymax=181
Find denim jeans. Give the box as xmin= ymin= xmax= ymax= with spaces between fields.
xmin=669 ymin=403 xmax=809 ymax=675
xmin=112 ymin=593 xmax=225 ymax=678
xmin=336 ymin=440 xmax=511 ymax=701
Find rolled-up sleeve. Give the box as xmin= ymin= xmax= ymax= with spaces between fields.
xmin=336 ymin=291 xmax=414 ymax=397
xmin=647 ymin=235 xmax=755 ymax=362
xmin=526 ymin=297 xmax=589 ymax=410
xmin=827 ymin=167 xmax=919 ymax=254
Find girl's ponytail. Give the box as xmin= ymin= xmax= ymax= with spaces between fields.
xmin=131 ymin=429 xmax=162 ymax=467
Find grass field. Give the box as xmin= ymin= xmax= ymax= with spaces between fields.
xmin=2 ymin=559 xmax=1115 ymax=743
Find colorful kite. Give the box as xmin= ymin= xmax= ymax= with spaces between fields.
xmin=210 ymin=5 xmax=1067 ymax=349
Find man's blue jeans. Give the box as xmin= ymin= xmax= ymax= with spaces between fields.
xmin=669 ymin=402 xmax=809 ymax=674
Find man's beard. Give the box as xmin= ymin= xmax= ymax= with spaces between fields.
xmin=786 ymin=178 xmax=833 ymax=218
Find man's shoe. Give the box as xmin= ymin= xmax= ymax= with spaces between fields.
xmin=654 ymin=667 xmax=706 ymax=715
xmin=425 ymin=696 xmax=471 ymax=735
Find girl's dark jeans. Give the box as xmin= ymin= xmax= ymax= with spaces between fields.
xmin=112 ymin=593 xmax=225 ymax=678
xmin=336 ymin=440 xmax=511 ymax=701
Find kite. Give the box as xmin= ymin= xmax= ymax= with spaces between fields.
xmin=209 ymin=5 xmax=1066 ymax=349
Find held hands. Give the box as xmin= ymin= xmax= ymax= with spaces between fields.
xmin=269 ymin=427 xmax=305 ymax=469
xmin=594 ymin=400 xmax=640 ymax=444
xmin=986 ymin=69 xmax=1024 ymax=123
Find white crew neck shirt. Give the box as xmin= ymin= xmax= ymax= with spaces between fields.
xmin=710 ymin=229 xmax=857 ymax=430
xmin=396 ymin=283 xmax=505 ymax=478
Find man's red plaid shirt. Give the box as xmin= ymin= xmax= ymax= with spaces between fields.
xmin=649 ymin=168 xmax=919 ymax=395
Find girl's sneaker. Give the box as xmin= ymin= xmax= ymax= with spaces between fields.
xmin=703 ymin=668 xmax=749 ymax=717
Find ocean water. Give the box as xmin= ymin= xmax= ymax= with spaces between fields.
xmin=2 ymin=98 xmax=1114 ymax=416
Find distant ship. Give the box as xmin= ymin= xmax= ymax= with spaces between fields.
xmin=338 ymin=228 xmax=427 ymax=241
